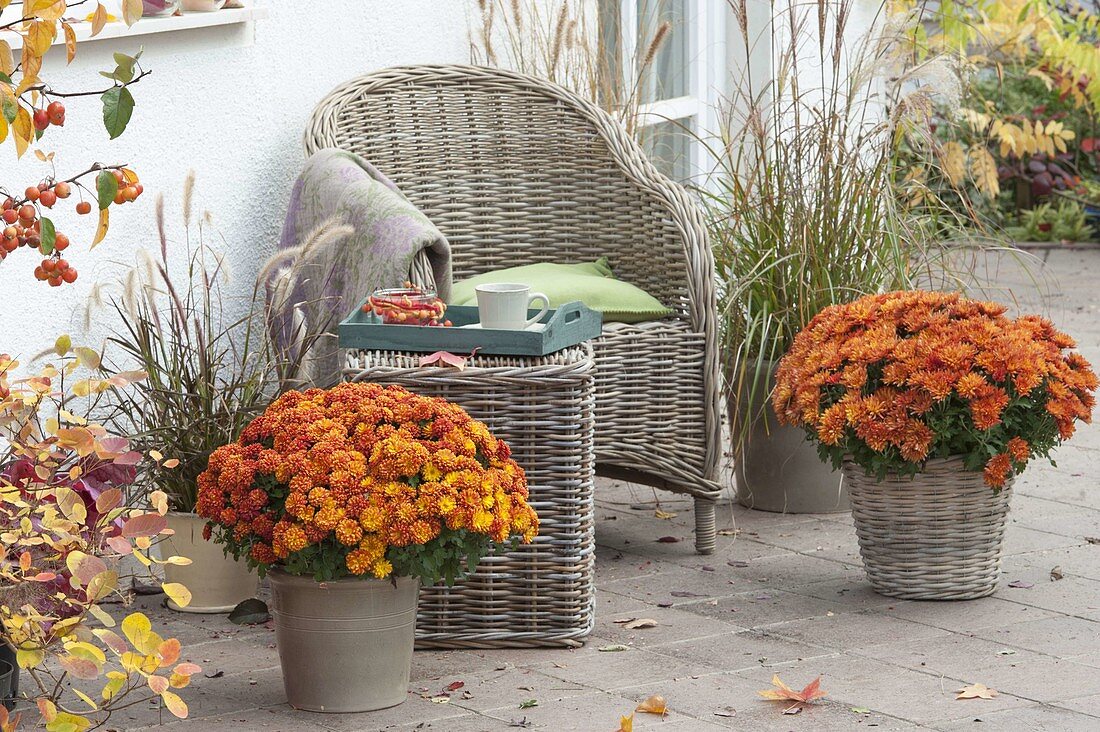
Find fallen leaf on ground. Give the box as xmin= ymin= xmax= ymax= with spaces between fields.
xmin=613 ymin=618 xmax=658 ymax=630
xmin=518 ymin=699 xmax=538 ymax=708
xmin=1050 ymin=566 xmax=1064 ymax=581
xmin=783 ymin=704 xmax=802 ymax=715
xmin=1085 ymin=536 xmax=1100 ymax=544
xmin=635 ymin=694 xmax=667 ymax=716
xmin=429 ymin=695 xmax=450 ymax=703
xmin=1007 ymin=580 xmax=1034 ymax=589
xmin=598 ymin=644 xmax=631 ymax=652
xmin=654 ymin=509 xmax=678 ymax=519
xmin=443 ymin=681 xmax=465 ymax=692
xmin=851 ymin=707 xmax=871 ymax=714
xmin=656 ymin=536 xmax=679 ymax=543
xmin=615 ymin=713 xmax=633 ymax=731
xmin=757 ymin=674 xmax=828 ymax=706
xmin=956 ymin=683 xmax=998 ymax=700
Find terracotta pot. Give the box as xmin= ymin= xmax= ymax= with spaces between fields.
xmin=162 ymin=512 xmax=258 ymax=613
xmin=269 ymin=570 xmax=418 ymax=713
xmin=729 ymin=360 xmax=848 ymax=513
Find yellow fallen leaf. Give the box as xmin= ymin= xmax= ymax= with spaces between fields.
xmin=615 ymin=713 xmax=633 ymax=732
xmin=635 ymin=694 xmax=667 ymax=716
xmin=758 ymin=674 xmax=827 ymax=705
xmin=956 ymin=683 xmax=997 ymax=700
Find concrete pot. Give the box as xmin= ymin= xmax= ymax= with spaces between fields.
xmin=0 ymin=643 xmax=16 ymax=711
xmin=730 ymin=362 xmax=848 ymax=514
xmin=162 ymin=512 xmax=258 ymax=613
xmin=269 ymin=570 xmax=418 ymax=713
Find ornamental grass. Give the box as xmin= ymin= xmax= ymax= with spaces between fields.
xmin=772 ymin=291 xmax=1098 ymax=488
xmin=197 ymin=382 xmax=538 ymax=584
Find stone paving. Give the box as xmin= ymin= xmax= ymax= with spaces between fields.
xmin=111 ymin=247 xmax=1100 ymax=731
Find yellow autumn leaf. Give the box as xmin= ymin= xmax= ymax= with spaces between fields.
xmin=121 ymin=612 xmax=162 ymax=655
xmin=63 ymin=22 xmax=76 ymax=64
xmin=16 ymin=647 xmax=45 ymax=668
xmin=969 ymin=148 xmax=1000 ymax=199
xmin=122 ymin=0 xmax=143 ymax=27
xmin=12 ymin=105 xmax=32 ymax=158
xmin=91 ymin=206 xmax=109 ymax=247
xmin=161 ymin=691 xmax=188 ymax=719
xmin=24 ymin=20 xmax=56 ymax=57
xmin=615 ymin=713 xmax=633 ymax=732
xmin=940 ymin=141 xmax=967 ymax=186
xmin=162 ymin=583 xmax=192 ymax=609
xmin=90 ymin=5 xmax=110 ymax=37
xmin=0 ymin=39 xmax=13 ymax=76
xmin=27 ymin=0 xmax=67 ymax=22
xmin=635 ymin=694 xmax=667 ymax=716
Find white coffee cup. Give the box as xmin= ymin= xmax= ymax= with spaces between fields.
xmin=474 ymin=283 xmax=550 ymax=330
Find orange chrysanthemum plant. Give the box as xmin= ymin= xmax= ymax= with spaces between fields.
xmin=772 ymin=291 xmax=1098 ymax=488
xmin=196 ymin=383 xmax=539 ymax=584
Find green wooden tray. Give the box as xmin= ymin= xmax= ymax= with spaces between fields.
xmin=339 ymin=298 xmax=602 ymax=356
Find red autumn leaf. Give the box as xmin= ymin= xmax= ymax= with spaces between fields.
xmin=444 ymin=681 xmax=465 ymax=692
xmin=757 ymin=675 xmax=827 ymax=707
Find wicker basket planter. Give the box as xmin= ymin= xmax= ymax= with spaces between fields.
xmin=843 ymin=456 xmax=1014 ymax=600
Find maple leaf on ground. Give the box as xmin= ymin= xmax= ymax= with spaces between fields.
xmin=956 ymin=683 xmax=998 ymax=700
xmin=635 ymin=694 xmax=667 ymax=716
xmin=757 ymin=675 xmax=828 ymax=706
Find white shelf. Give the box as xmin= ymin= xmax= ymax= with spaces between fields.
xmin=2 ymin=5 xmax=268 ymax=50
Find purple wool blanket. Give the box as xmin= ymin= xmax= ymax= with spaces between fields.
xmin=267 ymin=148 xmax=451 ymax=387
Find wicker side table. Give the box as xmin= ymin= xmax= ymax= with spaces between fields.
xmin=343 ymin=346 xmax=596 ymax=649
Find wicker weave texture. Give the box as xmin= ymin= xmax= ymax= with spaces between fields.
xmin=345 ymin=347 xmax=595 ymax=648
xmin=843 ymin=457 xmax=1013 ymax=601
xmin=305 ymin=64 xmax=722 ymax=554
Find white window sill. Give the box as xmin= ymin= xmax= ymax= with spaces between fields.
xmin=3 ymin=4 xmax=268 ymax=50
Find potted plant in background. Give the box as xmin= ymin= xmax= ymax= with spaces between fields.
xmin=708 ymin=0 xmax=976 ymax=513
xmin=773 ymin=290 xmax=1097 ymax=599
xmin=98 ymin=180 xmax=276 ymax=612
xmin=196 ymin=382 xmax=539 ymax=713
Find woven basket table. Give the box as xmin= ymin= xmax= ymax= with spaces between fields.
xmin=842 ymin=456 xmax=1013 ymax=600
xmin=344 ymin=346 xmax=596 ymax=648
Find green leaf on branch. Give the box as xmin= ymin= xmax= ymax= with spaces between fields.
xmin=102 ymin=86 xmax=135 ymax=140
xmin=112 ymin=53 xmax=136 ymax=84
xmin=1 ymin=93 xmax=16 ymax=125
xmin=39 ymin=217 xmax=56 ymax=254
xmin=97 ymin=170 xmax=118 ymax=211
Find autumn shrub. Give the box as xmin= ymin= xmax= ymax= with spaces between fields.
xmin=197 ymin=382 xmax=539 ymax=585
xmin=0 ymin=340 xmax=199 ymax=731
xmin=772 ymin=291 xmax=1098 ymax=487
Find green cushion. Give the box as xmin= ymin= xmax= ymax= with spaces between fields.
xmin=448 ymin=258 xmax=673 ymax=324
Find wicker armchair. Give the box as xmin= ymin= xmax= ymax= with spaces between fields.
xmin=305 ymin=65 xmax=723 ymax=553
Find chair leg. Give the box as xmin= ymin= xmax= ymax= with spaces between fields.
xmin=694 ymin=497 xmax=717 ymax=555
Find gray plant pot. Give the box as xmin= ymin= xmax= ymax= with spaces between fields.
xmin=729 ymin=361 xmax=848 ymax=514
xmin=0 ymin=643 xmax=16 ymax=711
xmin=268 ymin=569 xmax=418 ymax=713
